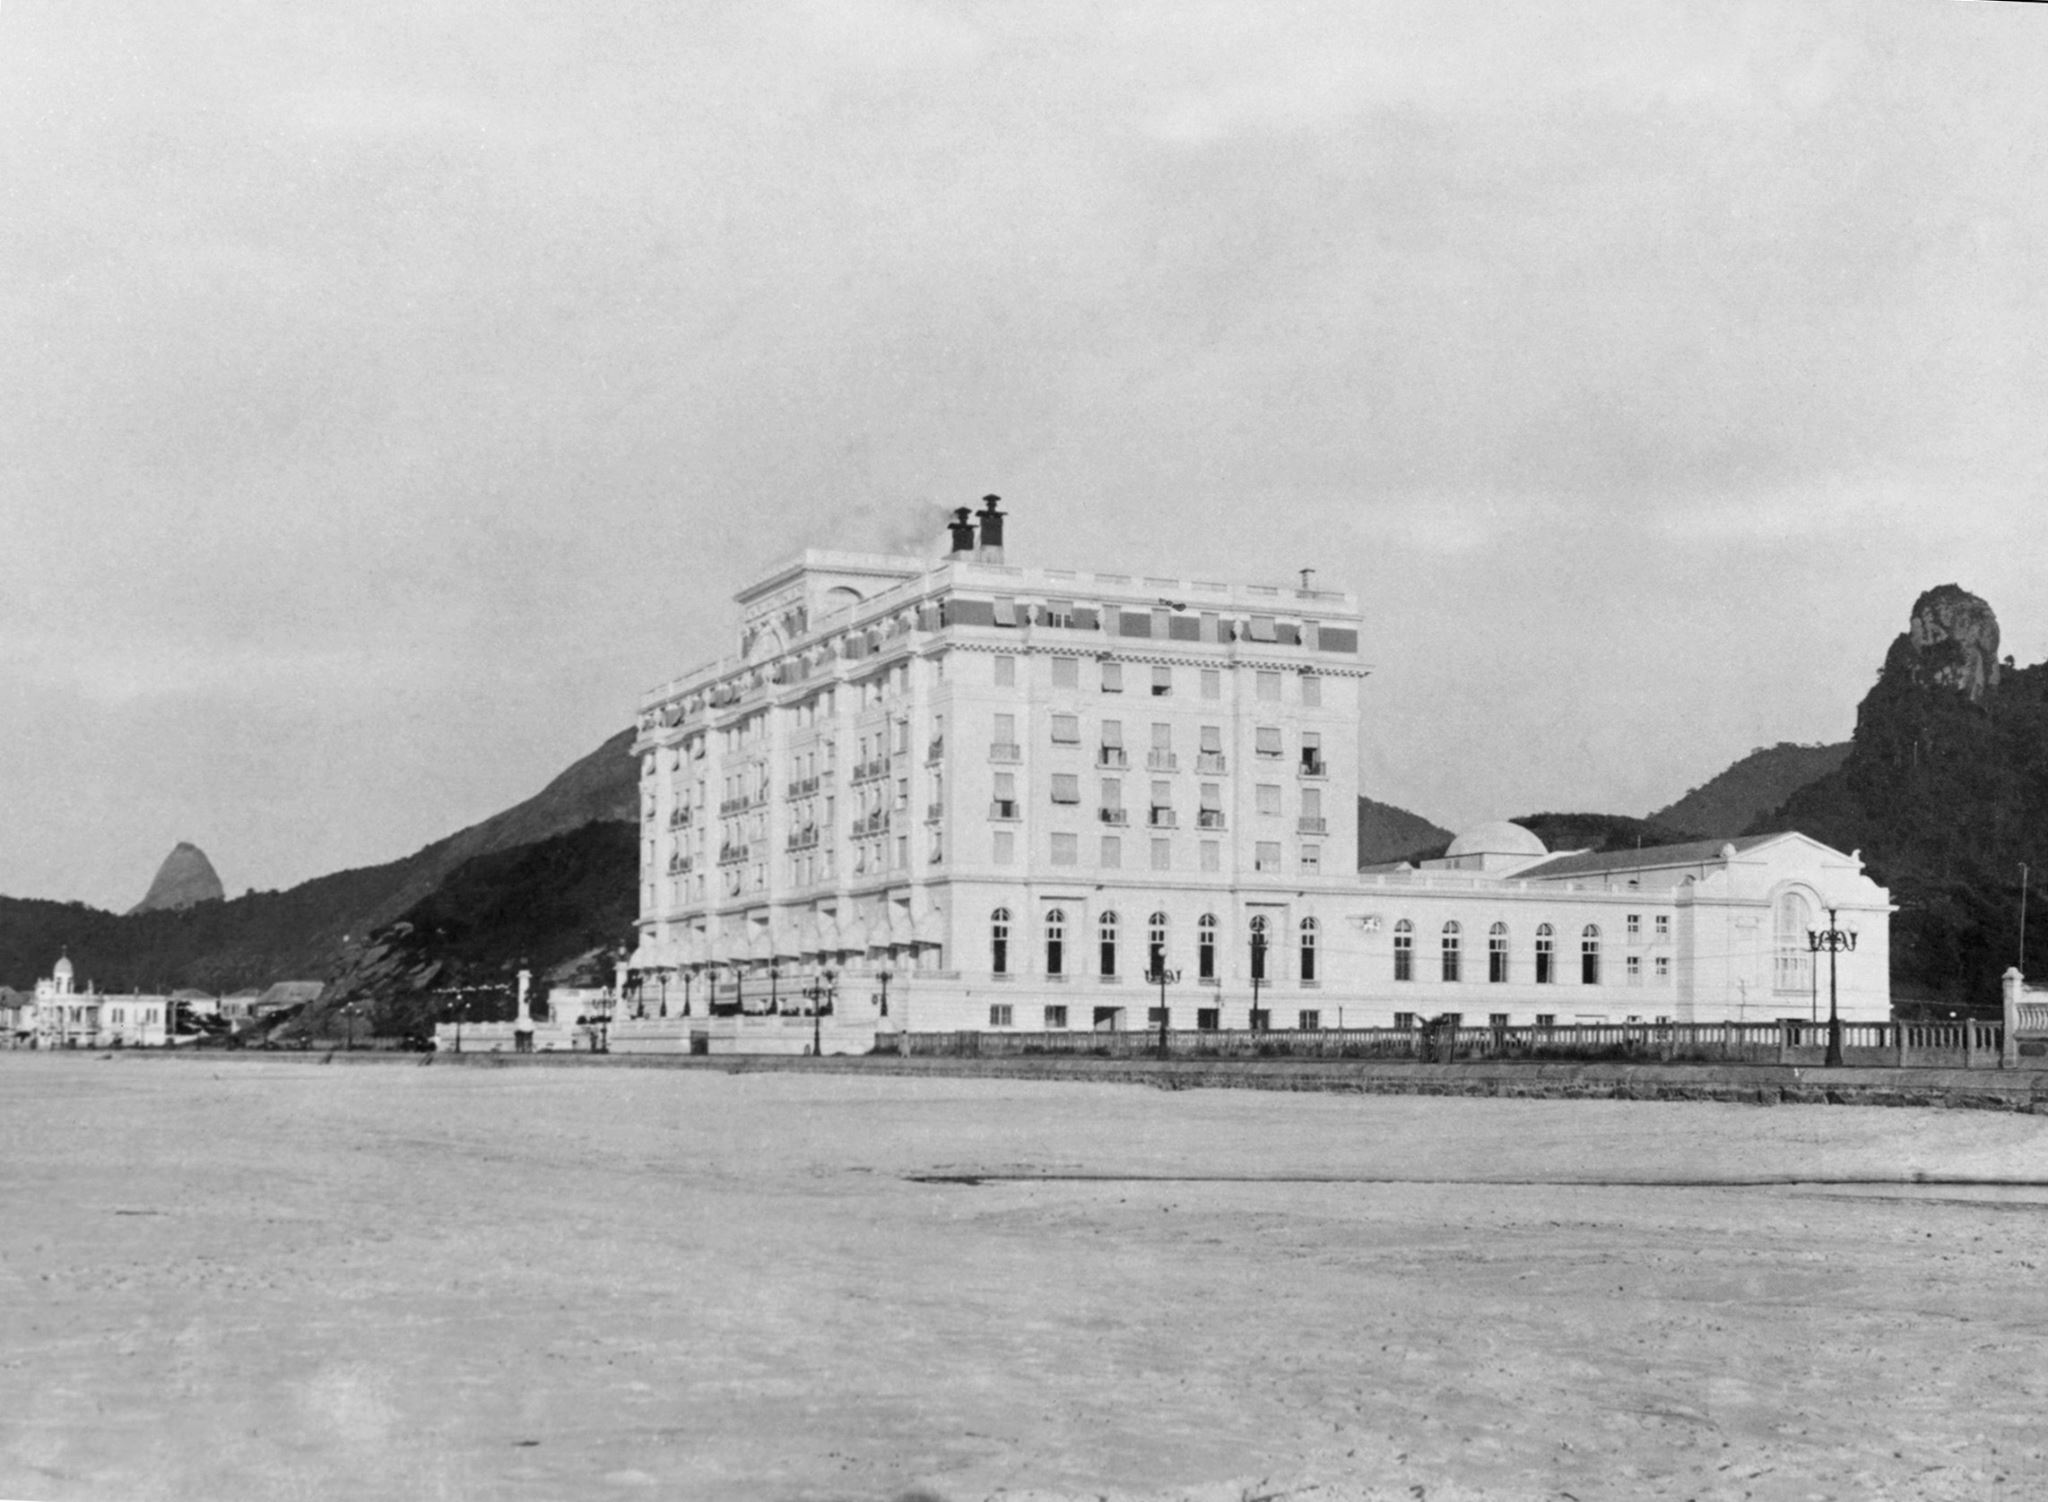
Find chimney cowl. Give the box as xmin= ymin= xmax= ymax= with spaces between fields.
xmin=975 ymin=493 xmax=1006 ymax=562
xmin=945 ymin=506 xmax=977 ymax=558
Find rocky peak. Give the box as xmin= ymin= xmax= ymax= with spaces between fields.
xmin=128 ymin=842 xmax=225 ymax=915
xmin=1900 ymin=584 xmax=2001 ymax=701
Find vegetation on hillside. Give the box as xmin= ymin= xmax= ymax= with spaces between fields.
xmin=1767 ymin=640 xmax=2048 ymax=1010
xmin=1650 ymin=741 xmax=1851 ymax=839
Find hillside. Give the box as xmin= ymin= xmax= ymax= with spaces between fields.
xmin=1649 ymin=742 xmax=1850 ymax=839
xmin=0 ymin=728 xmax=637 ymax=992
xmin=1356 ymin=796 xmax=1452 ymax=867
xmin=1766 ymin=585 xmax=2045 ymax=1010
xmin=285 ymin=819 xmax=641 ymax=1041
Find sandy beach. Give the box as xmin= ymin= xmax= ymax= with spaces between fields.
xmin=3 ymin=1054 xmax=2044 ymax=1501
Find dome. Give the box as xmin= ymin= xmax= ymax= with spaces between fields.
xmin=1445 ymin=821 xmax=1547 ymax=859
xmin=52 ymin=953 xmax=73 ymax=980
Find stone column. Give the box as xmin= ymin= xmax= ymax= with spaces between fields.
xmin=2003 ymin=967 xmax=2023 ymax=1069
xmin=515 ymin=969 xmax=533 ymax=1053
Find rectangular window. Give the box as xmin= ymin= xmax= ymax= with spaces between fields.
xmin=1627 ymin=913 xmax=1641 ymax=939
xmin=1655 ymin=956 xmax=1671 ymax=981
xmin=1256 ymin=670 xmax=1281 ymax=701
xmin=1248 ymin=615 xmax=1277 ymax=642
xmin=989 ymin=1004 xmax=1013 ymax=1026
xmin=1255 ymin=841 xmax=1281 ymax=872
xmin=1151 ymin=722 xmax=1172 ymax=749
xmin=1051 ymin=773 xmax=1080 ymax=804
xmin=1199 ymin=724 xmax=1222 ymax=753
xmin=1051 ymin=657 xmax=1078 ymax=688
xmin=994 ymin=655 xmax=1015 ymax=686
xmin=1489 ymin=1013 xmax=1510 ymax=1029
xmin=1300 ymin=673 xmax=1321 ymax=707
xmin=1300 ymin=786 xmax=1322 ymax=819
xmin=1044 ymin=1005 xmax=1068 ymax=1029
xmin=1298 ymin=1010 xmax=1321 ymax=1031
xmin=1201 ymin=840 xmax=1220 ymax=872
xmin=1300 ymin=845 xmax=1320 ymax=871
xmin=1148 ymin=1007 xmax=1170 ymax=1029
xmin=994 ymin=830 xmax=1015 ymax=865
xmin=994 ymin=712 xmax=1016 ymax=743
xmin=1197 ymin=1008 xmax=1220 ymax=1032
xmin=1394 ymin=1012 xmax=1416 ymax=1030
xmin=1151 ymin=838 xmax=1171 ymax=871
xmin=1199 ymin=782 xmax=1221 ymax=811
xmin=1300 ymin=732 xmax=1324 ymax=776
xmin=1100 ymin=835 xmax=1122 ymax=868
xmin=1151 ymin=665 xmax=1172 ymax=697
xmin=1255 ymin=726 xmax=1282 ymax=757
xmin=1535 ymin=1014 xmax=1556 ymax=1028
xmin=1051 ymin=713 xmax=1080 ymax=743
xmin=1256 ymin=783 xmax=1281 ymax=816
xmin=1200 ymin=668 xmax=1220 ymax=699
xmin=1655 ymin=914 xmax=1671 ymax=939
xmin=1101 ymin=660 xmax=1123 ymax=693
xmin=1627 ymin=955 xmax=1642 ymax=985
xmin=1051 ymin=832 xmax=1078 ymax=865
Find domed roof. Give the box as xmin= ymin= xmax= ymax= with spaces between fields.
xmin=1445 ymin=821 xmax=1547 ymax=859
xmin=52 ymin=953 xmax=73 ymax=979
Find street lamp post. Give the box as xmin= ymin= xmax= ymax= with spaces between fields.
xmin=1249 ymin=925 xmax=1268 ymax=1032
xmin=807 ymin=968 xmax=837 ymax=1057
xmin=1807 ymin=907 xmax=1858 ymax=1068
xmin=1148 ymin=966 xmax=1181 ymax=1054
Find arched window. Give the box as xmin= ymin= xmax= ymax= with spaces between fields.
xmin=1488 ymin=922 xmax=1509 ymax=984
xmin=1250 ymin=914 xmax=1269 ymax=981
xmin=1535 ymin=923 xmax=1555 ymax=985
xmin=1774 ymin=890 xmax=1814 ymax=994
xmin=1393 ymin=919 xmax=1414 ymax=981
xmin=991 ymin=908 xmax=1010 ymax=976
xmin=1046 ymin=909 xmax=1066 ymax=976
xmin=1441 ymin=921 xmax=1462 ymax=983
xmin=1197 ymin=914 xmax=1217 ymax=980
xmin=1148 ymin=912 xmax=1169 ymax=979
xmin=1299 ymin=917 xmax=1318 ymax=983
xmin=1581 ymin=924 xmax=1601 ymax=985
xmin=1099 ymin=911 xmax=1119 ymax=977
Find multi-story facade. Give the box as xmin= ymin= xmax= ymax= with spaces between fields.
xmin=628 ymin=498 xmax=1367 ymax=1032
xmin=627 ymin=500 xmax=1891 ymax=1037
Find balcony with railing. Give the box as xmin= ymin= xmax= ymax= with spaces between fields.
xmin=1099 ymin=807 xmax=1128 ymax=825
xmin=989 ymin=742 xmax=1022 ymax=763
xmin=1298 ymin=755 xmax=1326 ymax=778
xmin=785 ymin=826 xmax=820 ymax=852
xmin=786 ymin=775 xmax=821 ymax=799
xmin=1148 ymin=807 xmax=1178 ymax=828
xmin=717 ymin=843 xmax=750 ymax=865
xmin=926 ymin=801 xmax=945 ymax=821
xmin=718 ymin=795 xmax=750 ymax=816
xmin=989 ymin=799 xmax=1020 ymax=820
xmin=1097 ymin=746 xmax=1128 ymax=769
xmin=1197 ymin=810 xmax=1226 ymax=830
xmin=852 ymin=810 xmax=891 ymax=837
xmin=1297 ymin=816 xmax=1328 ymax=835
xmin=669 ymin=807 xmax=693 ymax=829
xmin=850 ymin=757 xmax=893 ymax=785
xmin=926 ymin=737 xmax=944 ymax=762
xmin=667 ymin=853 xmax=694 ymax=874
xmin=1146 ymin=750 xmax=1178 ymax=772
xmin=1196 ymin=751 xmax=1227 ymax=774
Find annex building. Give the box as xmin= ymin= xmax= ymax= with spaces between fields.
xmin=4 ymin=954 xmax=170 ymax=1049
xmin=623 ymin=500 xmax=1890 ymax=1043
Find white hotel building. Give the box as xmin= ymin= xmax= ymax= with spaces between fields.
xmin=627 ymin=500 xmax=1890 ymax=1037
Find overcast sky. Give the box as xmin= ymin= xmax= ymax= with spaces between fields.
xmin=6 ymin=1 xmax=2045 ymax=910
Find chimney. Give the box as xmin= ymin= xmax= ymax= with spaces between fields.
xmin=946 ymin=506 xmax=977 ymax=559
xmin=976 ymin=494 xmax=1006 ymax=564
